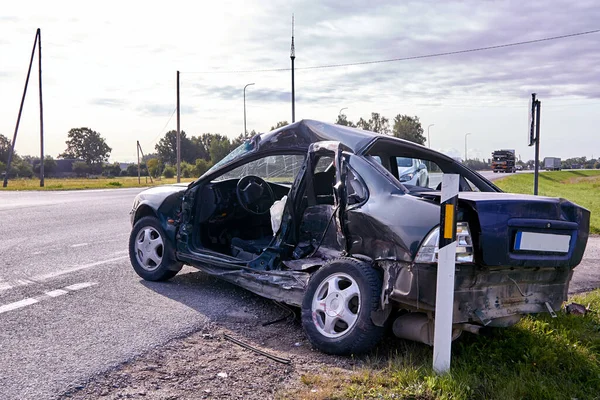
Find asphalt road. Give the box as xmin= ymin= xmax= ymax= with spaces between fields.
xmin=0 ymin=186 xmax=598 ymax=399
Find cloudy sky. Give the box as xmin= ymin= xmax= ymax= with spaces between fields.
xmin=1 ymin=0 xmax=599 ymax=162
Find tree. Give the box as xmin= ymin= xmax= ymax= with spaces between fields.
xmin=156 ymin=130 xmax=207 ymax=165
xmin=209 ymin=136 xmax=232 ymax=164
xmin=33 ymin=155 xmax=57 ymax=176
xmin=146 ymin=158 xmax=162 ymax=178
xmin=0 ymin=134 xmax=14 ymax=164
xmin=353 ymin=113 xmax=390 ymax=134
xmin=270 ymin=121 xmax=289 ymax=131
xmin=368 ymin=113 xmax=390 ymax=134
xmin=0 ymin=161 xmax=5 ymax=174
xmin=231 ymin=129 xmax=257 ymax=147
xmin=103 ymin=162 xmax=122 ymax=177
xmin=72 ymin=161 xmax=90 ymax=177
xmin=194 ymin=159 xmax=212 ymax=177
xmin=356 ymin=117 xmax=371 ymax=131
xmin=60 ymin=127 xmax=112 ymax=166
xmin=392 ymin=115 xmax=426 ymax=145
xmin=125 ymin=164 xmax=138 ymax=177
xmin=335 ymin=114 xmax=356 ymax=127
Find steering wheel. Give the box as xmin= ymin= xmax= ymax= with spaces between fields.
xmin=236 ymin=175 xmax=275 ymax=215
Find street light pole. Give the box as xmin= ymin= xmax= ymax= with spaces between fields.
xmin=339 ymin=107 xmax=348 ymax=115
xmin=427 ymin=124 xmax=434 ymax=148
xmin=464 ymin=133 xmax=471 ymax=163
xmin=243 ymin=83 xmax=255 ymax=135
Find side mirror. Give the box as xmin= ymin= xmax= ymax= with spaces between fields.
xmin=418 ymin=163 xmax=427 ymax=171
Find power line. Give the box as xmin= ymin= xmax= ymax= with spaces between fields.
xmin=182 ymin=29 xmax=600 ymax=75
xmin=147 ymin=106 xmax=177 ymax=147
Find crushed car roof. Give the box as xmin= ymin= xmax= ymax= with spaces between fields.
xmin=256 ymin=119 xmax=381 ymax=154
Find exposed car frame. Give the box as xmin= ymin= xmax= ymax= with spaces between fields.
xmin=129 ymin=120 xmax=589 ymax=355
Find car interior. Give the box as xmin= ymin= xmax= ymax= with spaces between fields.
xmin=192 ymin=153 xmax=341 ymax=261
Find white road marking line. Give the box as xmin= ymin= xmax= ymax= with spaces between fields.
xmin=1 ymin=254 xmax=127 ymax=293
xmin=64 ymin=282 xmax=97 ymax=291
xmin=0 ymin=281 xmax=98 ymax=316
xmin=71 ymin=243 xmax=89 ymax=248
xmin=45 ymin=289 xmax=68 ymax=297
xmin=0 ymin=298 xmax=39 ymax=314
xmin=34 ymin=255 xmax=128 ymax=281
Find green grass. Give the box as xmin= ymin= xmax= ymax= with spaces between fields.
xmin=288 ymin=290 xmax=600 ymax=400
xmin=0 ymin=176 xmax=196 ymax=191
xmin=495 ymin=170 xmax=600 ymax=234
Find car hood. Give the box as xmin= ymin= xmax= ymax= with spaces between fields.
xmin=138 ymin=183 xmax=188 ymax=198
xmin=133 ymin=184 xmax=188 ymax=215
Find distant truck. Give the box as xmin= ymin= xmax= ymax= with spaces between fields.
xmin=491 ymin=149 xmax=516 ymax=173
xmin=544 ymin=157 xmax=561 ymax=171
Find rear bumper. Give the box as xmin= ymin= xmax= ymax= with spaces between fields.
xmin=381 ymin=261 xmax=572 ymax=325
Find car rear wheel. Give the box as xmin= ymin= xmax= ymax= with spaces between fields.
xmin=301 ymin=257 xmax=384 ymax=355
xmin=129 ymin=216 xmax=182 ymax=281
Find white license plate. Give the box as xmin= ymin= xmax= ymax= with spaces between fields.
xmin=514 ymin=231 xmax=571 ymax=253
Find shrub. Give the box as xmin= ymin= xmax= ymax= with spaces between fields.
xmin=72 ymin=161 xmax=90 ymax=177
xmin=181 ymin=161 xmax=194 ymax=178
xmin=163 ymin=165 xmax=175 ymax=178
xmin=195 ymin=159 xmax=212 ymax=177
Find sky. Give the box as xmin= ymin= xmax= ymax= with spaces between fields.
xmin=1 ymin=0 xmax=599 ymax=163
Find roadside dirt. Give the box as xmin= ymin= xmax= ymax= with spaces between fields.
xmin=59 ymin=289 xmax=366 ymax=400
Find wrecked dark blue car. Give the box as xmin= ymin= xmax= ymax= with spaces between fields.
xmin=128 ymin=120 xmax=590 ymax=355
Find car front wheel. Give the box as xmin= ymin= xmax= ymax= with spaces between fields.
xmin=301 ymin=257 xmax=384 ymax=355
xmin=129 ymin=216 xmax=182 ymax=281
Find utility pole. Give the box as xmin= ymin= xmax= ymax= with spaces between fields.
xmin=38 ymin=28 xmax=45 ymax=187
xmin=3 ymin=30 xmax=40 ymax=188
xmin=529 ymin=93 xmax=541 ymax=195
xmin=176 ymin=70 xmax=181 ymax=183
xmin=137 ymin=140 xmax=141 ymax=184
xmin=290 ymin=14 xmax=296 ymax=123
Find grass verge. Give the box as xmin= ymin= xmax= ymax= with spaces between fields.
xmin=0 ymin=177 xmax=196 ymax=191
xmin=287 ymin=290 xmax=600 ymax=400
xmin=495 ymin=170 xmax=600 ymax=234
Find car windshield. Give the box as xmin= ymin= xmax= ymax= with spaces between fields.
xmin=205 ymin=140 xmax=255 ymax=175
xmin=396 ymin=157 xmax=414 ymax=167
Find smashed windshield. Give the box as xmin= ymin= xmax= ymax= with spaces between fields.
xmin=205 ymin=140 xmax=255 ymax=175
xmin=213 ymin=154 xmax=305 ymax=184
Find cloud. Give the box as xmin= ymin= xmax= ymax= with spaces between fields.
xmin=136 ymin=103 xmax=195 ymax=116
xmin=90 ymin=98 xmax=126 ymax=107
xmin=0 ymin=16 xmax=19 ymax=22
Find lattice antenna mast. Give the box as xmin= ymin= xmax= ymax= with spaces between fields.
xmin=290 ymin=14 xmax=296 ymax=122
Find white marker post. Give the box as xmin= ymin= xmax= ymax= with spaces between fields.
xmin=433 ymin=173 xmax=459 ymax=374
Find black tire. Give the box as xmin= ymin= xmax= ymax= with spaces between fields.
xmin=301 ymin=257 xmax=384 ymax=355
xmin=129 ymin=216 xmax=183 ymax=281
xmin=425 ymin=177 xmax=430 ymax=187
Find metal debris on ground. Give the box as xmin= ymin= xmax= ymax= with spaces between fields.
xmin=223 ymin=334 xmax=292 ymax=365
xmin=565 ymin=302 xmax=591 ymax=315
xmin=262 ymin=301 xmax=297 ymax=327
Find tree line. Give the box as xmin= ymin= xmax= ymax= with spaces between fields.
xmin=9 ymin=112 xmax=595 ymax=180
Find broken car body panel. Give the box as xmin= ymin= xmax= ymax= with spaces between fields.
xmin=129 ymin=120 xmax=590 ymax=345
